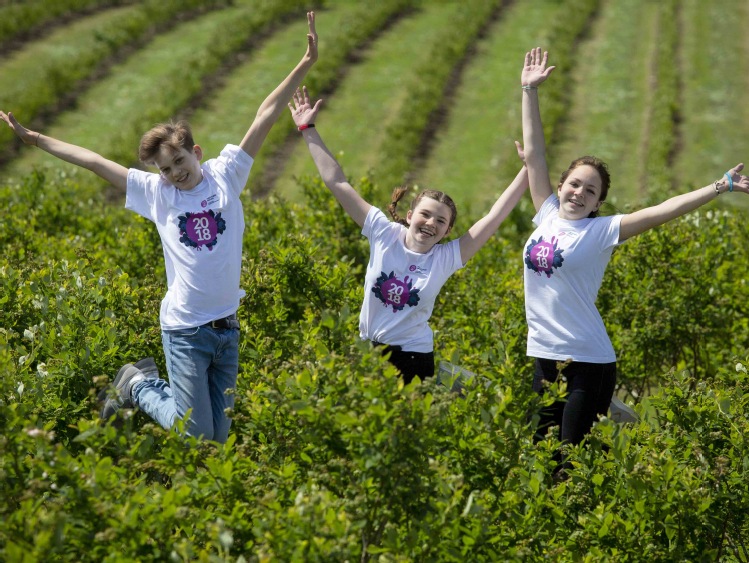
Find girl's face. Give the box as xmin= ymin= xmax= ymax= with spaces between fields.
xmin=404 ymin=197 xmax=453 ymax=253
xmin=557 ymin=164 xmax=603 ymax=220
xmin=154 ymin=145 xmax=204 ymax=191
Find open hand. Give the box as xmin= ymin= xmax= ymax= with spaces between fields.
xmin=306 ymin=11 xmax=318 ymax=63
xmin=0 ymin=110 xmax=37 ymax=145
xmin=725 ymin=163 xmax=749 ymax=194
xmin=521 ymin=47 xmax=555 ymax=88
xmin=288 ymin=86 xmax=322 ymax=128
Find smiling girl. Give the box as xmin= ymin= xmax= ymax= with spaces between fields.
xmin=520 ymin=48 xmax=749 ymax=456
xmin=289 ymin=86 xmax=529 ymax=383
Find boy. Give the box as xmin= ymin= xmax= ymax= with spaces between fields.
xmin=0 ymin=12 xmax=318 ymax=443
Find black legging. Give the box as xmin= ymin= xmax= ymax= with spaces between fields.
xmin=532 ymin=358 xmax=617 ymax=445
xmin=376 ymin=344 xmax=435 ymax=385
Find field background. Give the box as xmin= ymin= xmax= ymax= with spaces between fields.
xmin=2 ymin=0 xmax=749 ymax=209
xmin=3 ymin=1 xmax=749 ymax=561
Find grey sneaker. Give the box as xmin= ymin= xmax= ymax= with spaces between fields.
xmin=133 ymin=357 xmax=159 ymax=379
xmin=99 ymin=357 xmax=159 ymax=420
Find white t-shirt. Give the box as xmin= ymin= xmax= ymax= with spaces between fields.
xmin=126 ymin=144 xmax=253 ymax=330
xmin=359 ymin=207 xmax=463 ymax=353
xmin=523 ymin=194 xmax=623 ymax=363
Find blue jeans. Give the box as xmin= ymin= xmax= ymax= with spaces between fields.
xmin=132 ymin=324 xmax=240 ymax=443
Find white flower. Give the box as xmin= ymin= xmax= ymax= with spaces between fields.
xmin=219 ymin=531 xmax=233 ymax=550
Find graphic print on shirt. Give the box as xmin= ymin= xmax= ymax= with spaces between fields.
xmin=525 ymin=235 xmax=564 ymax=278
xmin=372 ymin=271 xmax=420 ymax=312
xmin=178 ymin=209 xmax=226 ymax=251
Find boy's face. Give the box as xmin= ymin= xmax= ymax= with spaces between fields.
xmin=153 ymin=145 xmax=204 ymax=191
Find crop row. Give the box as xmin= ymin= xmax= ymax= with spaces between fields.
xmin=411 ymin=0 xmax=567 ymax=210
xmin=642 ymin=0 xmax=679 ymax=196
xmin=675 ymin=0 xmax=749 ymax=187
xmin=371 ymin=0 xmax=505 ymax=190
xmin=0 ymin=0 xmax=125 ymax=49
xmin=0 ymin=0 xmax=232 ymax=159
xmin=244 ymin=0 xmax=417 ymax=195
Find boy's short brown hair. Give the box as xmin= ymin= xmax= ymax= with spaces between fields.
xmin=138 ymin=120 xmax=195 ymax=164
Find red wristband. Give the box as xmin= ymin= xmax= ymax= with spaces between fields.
xmin=298 ymin=123 xmax=315 ymax=131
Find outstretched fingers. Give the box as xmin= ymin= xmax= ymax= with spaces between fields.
xmin=522 ymin=47 xmax=555 ymax=87
xmin=289 ymin=87 xmax=309 ymax=111
xmin=288 ymin=86 xmax=322 ymax=127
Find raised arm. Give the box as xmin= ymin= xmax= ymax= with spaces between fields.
xmin=0 ymin=111 xmax=128 ymax=190
xmin=458 ymin=142 xmax=529 ymax=263
xmin=618 ymin=164 xmax=749 ymax=242
xmin=288 ymin=86 xmax=371 ymax=228
xmin=240 ymin=11 xmax=318 ymax=158
xmin=521 ymin=47 xmax=556 ymax=211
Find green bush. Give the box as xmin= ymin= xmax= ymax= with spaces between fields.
xmin=2 ymin=172 xmax=749 ymax=560
xmin=600 ymin=207 xmax=749 ymax=398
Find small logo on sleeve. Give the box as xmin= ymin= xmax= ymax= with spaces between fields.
xmin=178 ymin=210 xmax=226 ymax=251
xmin=372 ymin=271 xmax=420 ymax=312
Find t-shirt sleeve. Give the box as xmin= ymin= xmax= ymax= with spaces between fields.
xmin=446 ymin=239 xmax=463 ymax=273
xmin=598 ymin=214 xmax=624 ymax=251
xmin=533 ymin=194 xmax=560 ymax=227
xmin=207 ymin=144 xmax=254 ymax=197
xmin=362 ymin=207 xmax=391 ymax=241
xmin=125 ymin=168 xmax=160 ymax=221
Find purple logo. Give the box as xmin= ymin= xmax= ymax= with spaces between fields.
xmin=525 ymin=236 xmax=564 ymax=277
xmin=177 ymin=210 xmax=226 ymax=251
xmin=372 ymin=271 xmax=420 ymax=312
xmin=201 ymin=199 xmax=208 ymax=208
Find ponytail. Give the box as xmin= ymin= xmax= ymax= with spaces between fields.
xmin=387 ymin=186 xmax=410 ymax=226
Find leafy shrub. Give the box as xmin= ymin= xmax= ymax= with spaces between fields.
xmin=600 ymin=207 xmax=749 ymax=398
xmin=2 ymin=171 xmax=749 ymax=561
